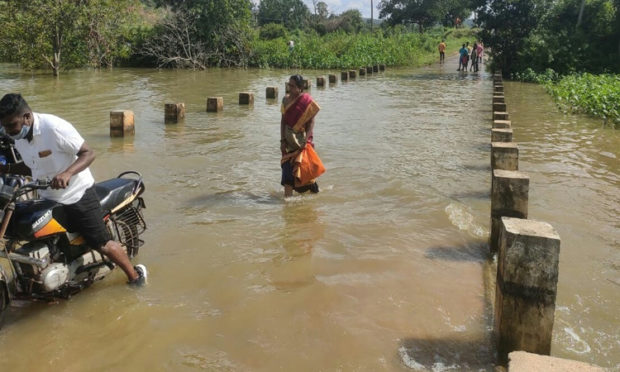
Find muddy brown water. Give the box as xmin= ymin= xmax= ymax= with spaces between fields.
xmin=0 ymin=58 xmax=617 ymax=371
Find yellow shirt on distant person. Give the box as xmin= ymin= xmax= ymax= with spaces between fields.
xmin=438 ymin=42 xmax=446 ymax=52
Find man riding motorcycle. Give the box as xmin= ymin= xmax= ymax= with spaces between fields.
xmin=0 ymin=93 xmax=147 ymax=286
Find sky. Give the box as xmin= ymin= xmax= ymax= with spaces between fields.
xmin=254 ymin=0 xmax=376 ymax=19
xmin=304 ymin=0 xmax=374 ymax=18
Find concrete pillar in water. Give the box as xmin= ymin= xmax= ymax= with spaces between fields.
xmin=496 ymin=217 xmax=560 ymax=363
xmin=316 ymin=77 xmax=325 ymax=87
xmin=490 ymin=170 xmax=529 ymax=253
xmin=493 ymin=95 xmax=505 ymax=104
xmin=494 ymin=111 xmax=510 ymax=121
xmin=165 ymin=103 xmax=185 ymax=123
xmin=373 ymin=65 xmax=379 ymax=72
xmin=492 ymin=128 xmax=513 ymax=142
xmin=491 ymin=142 xmax=519 ymax=171
xmin=493 ymin=102 xmax=507 ymax=112
xmin=303 ymin=79 xmax=311 ymax=90
xmin=266 ymin=87 xmax=278 ymax=99
xmin=493 ymin=120 xmax=512 ymax=129
xmin=348 ymin=70 xmax=356 ymax=79
xmin=359 ymin=68 xmax=366 ymax=76
xmin=366 ymin=66 xmax=373 ymax=74
xmin=206 ymin=97 xmax=223 ymax=112
xmin=328 ymin=74 xmax=337 ymax=84
xmin=238 ymin=92 xmax=254 ymax=105
xmin=379 ymin=64 xmax=386 ymax=71
xmin=341 ymin=71 xmax=349 ymax=81
xmin=110 ymin=110 xmax=134 ymax=137
xmin=494 ymin=85 xmax=504 ymax=93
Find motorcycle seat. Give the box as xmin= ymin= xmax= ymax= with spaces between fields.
xmin=94 ymin=178 xmax=137 ymax=212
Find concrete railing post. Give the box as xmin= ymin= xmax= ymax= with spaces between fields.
xmin=266 ymin=87 xmax=278 ymax=99
xmin=366 ymin=66 xmax=373 ymax=74
xmin=490 ymin=170 xmax=529 ymax=253
xmin=492 ymin=128 xmax=513 ymax=142
xmin=110 ymin=110 xmax=134 ymax=137
xmin=493 ymin=102 xmax=507 ymax=112
xmin=359 ymin=68 xmax=366 ymax=76
xmin=165 ymin=103 xmax=185 ymax=123
xmin=341 ymin=71 xmax=348 ymax=81
xmin=491 ymin=142 xmax=519 ymax=171
xmin=496 ymin=217 xmax=560 ymax=363
xmin=348 ymin=70 xmax=356 ymax=79
xmin=493 ymin=120 xmax=511 ymax=129
xmin=494 ymin=111 xmax=510 ymax=121
xmin=316 ymin=76 xmax=325 ymax=87
xmin=238 ymin=92 xmax=254 ymax=105
xmin=302 ymin=79 xmax=311 ymax=90
xmin=206 ymin=97 xmax=223 ymax=112
xmin=328 ymin=74 xmax=337 ymax=84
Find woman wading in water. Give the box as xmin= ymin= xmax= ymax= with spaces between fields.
xmin=280 ymin=74 xmax=322 ymax=197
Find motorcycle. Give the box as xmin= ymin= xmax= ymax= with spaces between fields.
xmin=0 ymin=171 xmax=147 ymax=314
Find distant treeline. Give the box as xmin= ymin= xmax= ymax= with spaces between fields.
xmin=0 ymin=0 xmax=474 ymax=74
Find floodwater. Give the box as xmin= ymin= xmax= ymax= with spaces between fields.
xmin=0 ymin=56 xmax=617 ymax=371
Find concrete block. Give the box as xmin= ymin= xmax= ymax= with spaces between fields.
xmin=496 ymin=219 xmax=560 ymax=361
xmin=494 ymin=111 xmax=510 ymax=121
xmin=206 ymin=97 xmax=223 ymax=112
xmin=266 ymin=86 xmax=278 ymax=99
xmin=491 ymin=142 xmax=519 ymax=171
xmin=341 ymin=71 xmax=348 ymax=81
xmin=490 ymin=170 xmax=529 ymax=253
xmin=110 ymin=110 xmax=134 ymax=137
xmin=316 ymin=76 xmax=325 ymax=87
xmin=492 ymin=128 xmax=513 ymax=142
xmin=239 ymin=92 xmax=254 ymax=105
xmin=164 ymin=103 xmax=185 ymax=123
xmin=493 ymin=120 xmax=512 ymax=129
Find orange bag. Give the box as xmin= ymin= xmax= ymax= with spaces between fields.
xmin=295 ymin=145 xmax=326 ymax=187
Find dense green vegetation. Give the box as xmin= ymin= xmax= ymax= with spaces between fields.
xmin=474 ymin=0 xmax=619 ymax=77
xmin=0 ymin=0 xmax=476 ymax=73
xmin=251 ymin=28 xmax=475 ymax=69
xmin=514 ymin=69 xmax=620 ymax=124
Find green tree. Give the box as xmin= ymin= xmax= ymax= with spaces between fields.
xmin=378 ymin=0 xmax=473 ymax=32
xmin=0 ymin=0 xmax=144 ymax=75
xmin=257 ymin=0 xmax=311 ymax=29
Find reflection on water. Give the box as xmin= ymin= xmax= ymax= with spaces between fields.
xmin=0 ymin=60 xmax=617 ymax=370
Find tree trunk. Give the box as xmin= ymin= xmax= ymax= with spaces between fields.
xmin=53 ymin=52 xmax=60 ymax=77
xmin=577 ymin=0 xmax=586 ymax=27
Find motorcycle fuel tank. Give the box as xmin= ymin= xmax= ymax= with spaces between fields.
xmin=8 ymin=200 xmax=68 ymax=240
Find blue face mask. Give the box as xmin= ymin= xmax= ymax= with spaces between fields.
xmin=8 ymin=125 xmax=30 ymax=141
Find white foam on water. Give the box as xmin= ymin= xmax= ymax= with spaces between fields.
xmin=563 ymin=327 xmax=592 ymax=354
xmin=445 ymin=202 xmax=488 ymax=238
xmin=398 ymin=346 xmax=425 ymax=370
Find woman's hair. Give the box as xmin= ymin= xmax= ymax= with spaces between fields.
xmin=289 ymin=74 xmax=304 ymax=90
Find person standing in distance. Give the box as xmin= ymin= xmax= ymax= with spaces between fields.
xmin=438 ymin=40 xmax=447 ymax=64
xmin=0 ymin=93 xmax=147 ymax=286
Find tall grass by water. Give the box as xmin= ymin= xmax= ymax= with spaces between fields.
xmin=513 ymin=69 xmax=619 ymax=125
xmin=249 ymin=28 xmax=477 ymax=69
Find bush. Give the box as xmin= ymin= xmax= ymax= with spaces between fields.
xmin=259 ymin=23 xmax=288 ymax=40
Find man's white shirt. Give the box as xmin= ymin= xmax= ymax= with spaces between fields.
xmin=13 ymin=113 xmax=94 ymax=204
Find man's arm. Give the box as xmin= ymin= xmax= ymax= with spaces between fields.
xmin=51 ymin=141 xmax=95 ymax=189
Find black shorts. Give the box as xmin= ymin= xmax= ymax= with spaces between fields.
xmin=63 ymin=186 xmax=112 ymax=249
